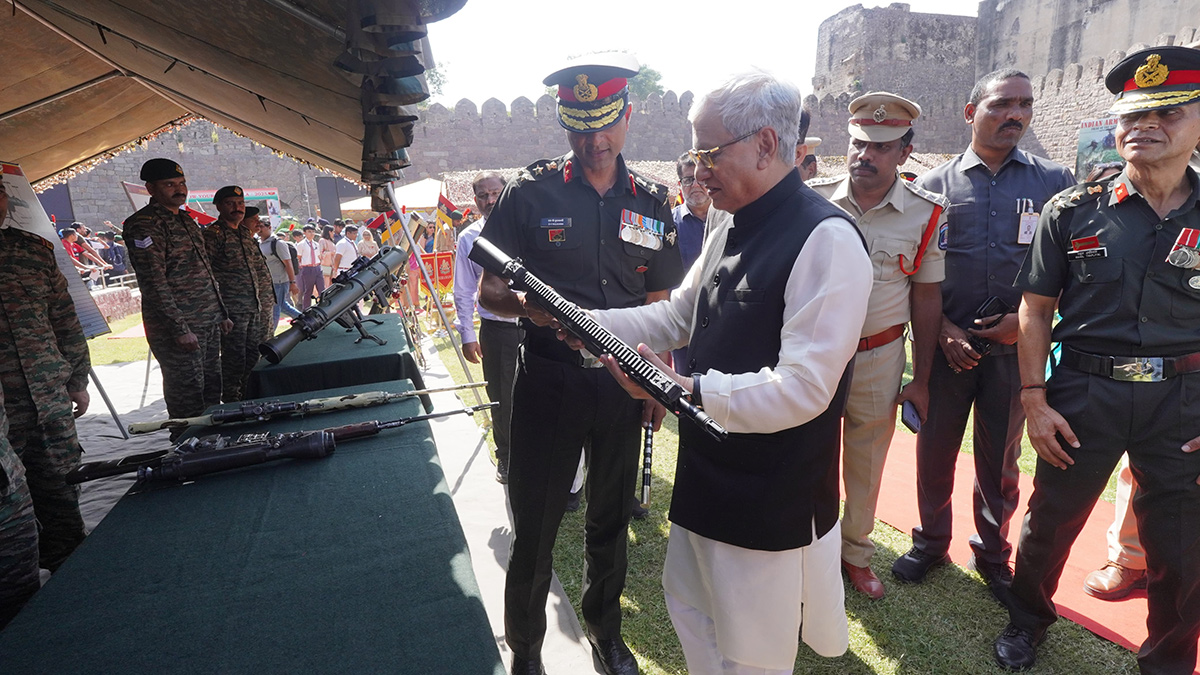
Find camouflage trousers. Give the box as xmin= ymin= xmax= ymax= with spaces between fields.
xmin=0 ymin=471 xmax=39 ymax=630
xmin=146 ymin=321 xmax=221 ymax=425
xmin=5 ymin=398 xmax=86 ymax=573
xmin=221 ymin=311 xmax=270 ymax=403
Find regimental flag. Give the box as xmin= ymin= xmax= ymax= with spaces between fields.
xmin=184 ymin=204 xmax=217 ymax=225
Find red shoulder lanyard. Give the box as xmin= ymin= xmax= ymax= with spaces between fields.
xmin=899 ymin=204 xmax=943 ymax=276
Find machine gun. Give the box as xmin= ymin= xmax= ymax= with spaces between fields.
xmin=260 ymin=246 xmax=407 ymax=364
xmin=127 ymin=382 xmax=486 ymax=434
xmin=66 ymin=403 xmax=497 ymax=486
xmin=468 ymin=237 xmax=727 ymax=442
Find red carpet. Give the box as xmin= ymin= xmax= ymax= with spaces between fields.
xmin=873 ymin=432 xmax=1199 ymax=673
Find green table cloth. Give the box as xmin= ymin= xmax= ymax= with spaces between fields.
xmin=250 ymin=314 xmax=428 ymax=410
xmin=0 ymin=381 xmax=503 ymax=674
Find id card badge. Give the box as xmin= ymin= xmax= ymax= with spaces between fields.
xmin=1016 ymin=198 xmax=1037 ymax=245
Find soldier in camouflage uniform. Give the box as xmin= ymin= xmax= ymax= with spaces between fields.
xmin=124 ymin=159 xmax=231 ymax=433
xmin=0 ymin=173 xmax=91 ymax=572
xmin=0 ymin=177 xmax=44 ymax=626
xmin=204 ymin=188 xmax=275 ymax=402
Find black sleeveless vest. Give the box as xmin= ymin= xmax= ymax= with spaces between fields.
xmin=671 ymin=169 xmax=858 ymax=551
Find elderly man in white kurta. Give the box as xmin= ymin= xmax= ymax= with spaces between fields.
xmin=578 ymin=71 xmax=872 ymax=674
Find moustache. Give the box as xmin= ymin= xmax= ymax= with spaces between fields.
xmin=850 ymin=162 xmax=877 ymax=173
xmin=1000 ymin=121 xmax=1024 ymax=131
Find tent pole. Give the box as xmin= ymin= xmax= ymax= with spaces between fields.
xmin=385 ymin=182 xmax=485 ymax=411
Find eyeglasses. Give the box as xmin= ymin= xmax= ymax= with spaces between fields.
xmin=688 ymin=128 xmax=762 ymax=169
xmin=680 ymin=177 xmax=697 ymax=187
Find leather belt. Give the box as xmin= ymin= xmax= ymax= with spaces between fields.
xmin=858 ymin=324 xmax=905 ymax=352
xmin=1060 ymin=346 xmax=1200 ymax=382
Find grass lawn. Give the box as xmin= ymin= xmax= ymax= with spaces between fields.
xmin=88 ymin=312 xmax=150 ymax=366
xmin=429 ymin=334 xmax=1138 ymax=675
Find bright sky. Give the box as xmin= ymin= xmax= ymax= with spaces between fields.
xmin=426 ymin=1 xmax=977 ymax=106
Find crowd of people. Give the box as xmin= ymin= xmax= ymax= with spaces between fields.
xmin=1 ymin=40 xmax=1198 ymax=675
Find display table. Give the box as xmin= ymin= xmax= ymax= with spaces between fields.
xmin=0 ymin=381 xmax=503 ymax=674
xmin=249 ymin=314 xmax=428 ymax=410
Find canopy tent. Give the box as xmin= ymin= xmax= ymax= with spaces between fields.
xmin=340 ymin=176 xmax=443 ymax=212
xmin=0 ymin=0 xmax=466 ymax=194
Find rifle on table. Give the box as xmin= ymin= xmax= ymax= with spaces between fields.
xmin=468 ymin=237 xmax=727 ymax=442
xmin=66 ymin=403 xmax=497 ymax=486
xmin=127 ymin=382 xmax=486 ymax=435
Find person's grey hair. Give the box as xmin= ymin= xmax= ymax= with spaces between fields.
xmin=690 ymin=70 xmax=802 ymax=163
xmin=471 ymin=170 xmax=504 ymax=191
xmin=969 ymin=68 xmax=1030 ymax=106
xmin=676 ymin=152 xmax=696 ymax=179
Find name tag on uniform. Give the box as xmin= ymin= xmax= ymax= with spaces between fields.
xmin=619 ymin=209 xmax=663 ymax=251
xmin=541 ymin=218 xmax=571 ymax=246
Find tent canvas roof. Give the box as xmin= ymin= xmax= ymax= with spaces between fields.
xmin=1 ymin=0 xmax=465 ymax=187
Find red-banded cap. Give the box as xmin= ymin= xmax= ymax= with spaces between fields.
xmin=1106 ymin=46 xmax=1200 ymax=115
xmin=543 ymin=53 xmax=640 ymax=133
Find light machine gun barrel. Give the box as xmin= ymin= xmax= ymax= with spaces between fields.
xmin=67 ymin=403 xmax=497 ymax=485
xmin=469 ymin=237 xmax=727 ymax=442
xmin=261 ymin=246 xmax=407 ymax=364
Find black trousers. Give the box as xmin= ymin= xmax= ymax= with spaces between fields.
xmin=504 ymin=348 xmax=642 ymax=659
xmin=1008 ymin=366 xmax=1200 ymax=675
xmin=913 ymin=348 xmax=1025 ymax=564
xmin=479 ymin=319 xmax=522 ymax=464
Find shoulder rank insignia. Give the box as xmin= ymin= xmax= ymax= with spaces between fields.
xmin=901 ymin=178 xmax=951 ymax=208
xmin=1087 ymin=185 xmax=1104 ymax=195
xmin=1114 ymin=181 xmax=1130 ymax=203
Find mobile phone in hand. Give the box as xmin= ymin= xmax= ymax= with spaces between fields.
xmin=901 ymin=400 xmax=921 ymax=434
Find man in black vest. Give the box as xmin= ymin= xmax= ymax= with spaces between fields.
xmin=571 ymin=71 xmax=873 ymax=673
xmin=478 ymin=53 xmax=683 ymax=675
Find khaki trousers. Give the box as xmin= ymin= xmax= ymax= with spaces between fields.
xmin=841 ymin=335 xmax=906 ymax=567
xmin=1107 ymin=454 xmax=1146 ymax=569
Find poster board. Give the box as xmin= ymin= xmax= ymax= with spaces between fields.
xmin=185 ymin=188 xmax=283 ymax=229
xmin=1076 ymin=116 xmax=1120 ymax=179
xmin=2 ymin=161 xmax=110 ymax=339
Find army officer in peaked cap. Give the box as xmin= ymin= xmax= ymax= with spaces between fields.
xmin=995 ymin=46 xmax=1200 ymax=673
xmin=477 ymin=52 xmax=683 ymax=675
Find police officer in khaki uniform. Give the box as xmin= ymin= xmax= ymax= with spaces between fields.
xmin=478 ymin=53 xmax=683 ymax=675
xmin=811 ymin=93 xmax=947 ymax=600
xmin=994 ymin=46 xmax=1200 ymax=672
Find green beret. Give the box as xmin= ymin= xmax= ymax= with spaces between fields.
xmin=140 ymin=158 xmax=185 ymax=182
xmin=213 ymin=185 xmax=244 ymax=204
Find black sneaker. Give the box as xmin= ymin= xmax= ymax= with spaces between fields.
xmin=891 ymin=546 xmax=950 ymax=583
xmin=495 ymin=458 xmax=509 ymax=484
xmin=565 ymin=489 xmax=582 ymax=512
xmin=969 ymin=554 xmax=1014 ymax=605
xmin=993 ymin=623 xmax=1043 ymax=671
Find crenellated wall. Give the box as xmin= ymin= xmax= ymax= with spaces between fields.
xmin=804 ymin=88 xmax=974 ymax=160
xmin=403 ymin=90 xmax=696 ymax=178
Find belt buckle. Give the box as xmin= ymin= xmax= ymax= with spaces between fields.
xmin=1111 ymin=356 xmax=1164 ymax=382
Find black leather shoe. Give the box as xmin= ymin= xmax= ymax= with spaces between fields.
xmin=565 ymin=489 xmax=582 ymax=512
xmin=510 ymin=653 xmax=545 ymax=675
xmin=587 ymin=633 xmax=639 ymax=675
xmin=969 ymin=554 xmax=1014 ymax=606
xmin=891 ymin=546 xmax=950 ymax=583
xmin=993 ymin=623 xmax=1042 ymax=671
xmin=630 ymin=498 xmax=649 ymax=520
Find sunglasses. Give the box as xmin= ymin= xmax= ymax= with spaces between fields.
xmin=688 ymin=128 xmax=762 ymax=169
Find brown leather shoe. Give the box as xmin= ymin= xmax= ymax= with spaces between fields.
xmin=843 ymin=560 xmax=886 ymax=600
xmin=1083 ymin=563 xmax=1147 ymax=600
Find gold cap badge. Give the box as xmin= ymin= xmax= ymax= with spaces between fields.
xmin=574 ymin=75 xmax=598 ymax=102
xmin=1134 ymin=54 xmax=1169 ymax=89
xmin=873 ymin=104 xmax=888 ymax=123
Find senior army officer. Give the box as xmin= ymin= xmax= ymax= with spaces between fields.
xmin=994 ymin=46 xmax=1200 ymax=673
xmin=124 ymin=159 xmax=231 ymax=432
xmin=477 ymin=54 xmax=683 ymax=675
xmin=810 ymin=92 xmax=947 ymax=600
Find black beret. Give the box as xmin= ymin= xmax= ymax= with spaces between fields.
xmin=317 ymin=218 xmax=330 ymax=226
xmin=244 ymin=206 xmax=261 ymax=219
xmin=1105 ymin=46 xmax=1200 ymax=115
xmin=213 ymin=185 xmax=244 ymax=204
xmin=140 ymin=158 xmax=185 ymax=182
